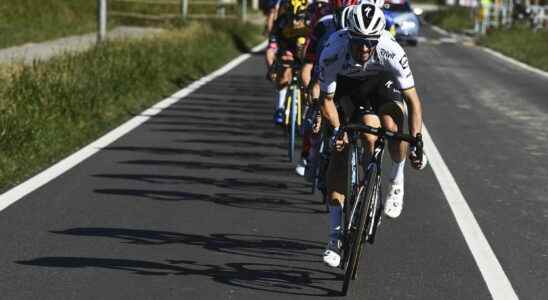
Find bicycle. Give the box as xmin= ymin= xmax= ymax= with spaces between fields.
xmin=303 ymin=108 xmax=329 ymax=211
xmin=282 ymin=60 xmax=304 ymax=162
xmin=337 ymin=123 xmax=424 ymax=296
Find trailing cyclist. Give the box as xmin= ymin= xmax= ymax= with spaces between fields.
xmin=318 ymin=3 xmax=427 ymax=267
xmin=296 ymin=0 xmax=357 ymax=177
xmin=265 ymin=0 xmax=311 ymax=128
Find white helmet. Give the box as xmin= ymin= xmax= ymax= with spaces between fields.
xmin=339 ymin=5 xmax=354 ymax=29
xmin=347 ymin=2 xmax=385 ymax=38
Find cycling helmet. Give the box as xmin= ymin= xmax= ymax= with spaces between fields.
xmin=337 ymin=6 xmax=354 ymax=29
xmin=289 ymin=0 xmax=309 ymax=15
xmin=347 ymin=2 xmax=385 ymax=38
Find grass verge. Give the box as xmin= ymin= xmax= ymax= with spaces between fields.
xmin=478 ymin=26 xmax=548 ymax=72
xmin=0 ymin=0 xmax=99 ymax=48
xmin=424 ymin=6 xmax=474 ymax=33
xmin=425 ymin=6 xmax=548 ymax=72
xmin=0 ymin=20 xmax=263 ymax=192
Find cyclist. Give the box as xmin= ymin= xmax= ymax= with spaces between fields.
xmin=265 ymin=0 xmax=311 ymax=125
xmin=296 ymin=1 xmax=357 ymax=176
xmin=318 ymin=3 xmax=427 ymax=267
xmin=262 ymin=0 xmax=283 ymax=36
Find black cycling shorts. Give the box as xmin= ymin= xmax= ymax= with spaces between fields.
xmin=334 ymin=71 xmax=404 ymax=121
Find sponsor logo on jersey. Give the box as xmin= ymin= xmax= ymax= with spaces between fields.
xmin=400 ymin=55 xmax=409 ymax=69
xmin=378 ymin=48 xmax=396 ymax=60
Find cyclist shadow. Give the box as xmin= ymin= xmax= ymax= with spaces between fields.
xmin=118 ymin=158 xmax=292 ymax=177
xmin=93 ymin=187 xmax=325 ymax=214
xmin=17 ymin=229 xmax=341 ymax=296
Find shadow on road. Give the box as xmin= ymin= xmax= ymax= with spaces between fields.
xmin=17 ymin=257 xmax=340 ymax=296
xmin=93 ymin=188 xmax=324 ymax=214
xmin=18 ymin=230 xmax=340 ymax=296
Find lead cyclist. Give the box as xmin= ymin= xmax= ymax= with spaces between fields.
xmin=318 ymin=3 xmax=427 ymax=267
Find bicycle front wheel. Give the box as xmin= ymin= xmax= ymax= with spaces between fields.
xmin=287 ymin=86 xmax=299 ymax=162
xmin=342 ymin=163 xmax=379 ymax=295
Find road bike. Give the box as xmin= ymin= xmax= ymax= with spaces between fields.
xmin=283 ymin=61 xmax=304 ymax=162
xmin=338 ymin=123 xmax=423 ymax=296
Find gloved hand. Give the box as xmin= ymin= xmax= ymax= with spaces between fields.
xmin=409 ymin=134 xmax=428 ymax=170
xmin=330 ymin=128 xmax=347 ymax=152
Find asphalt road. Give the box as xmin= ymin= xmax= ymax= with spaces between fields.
xmin=0 ymin=26 xmax=546 ymax=299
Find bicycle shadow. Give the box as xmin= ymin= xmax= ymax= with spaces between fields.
xmin=17 ymin=230 xmax=341 ymax=296
xmin=17 ymin=258 xmax=340 ymax=296
xmin=50 ymin=229 xmax=323 ymax=263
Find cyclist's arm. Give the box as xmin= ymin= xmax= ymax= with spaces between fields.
xmin=320 ymin=91 xmax=340 ymax=129
xmin=402 ymin=87 xmax=423 ymax=137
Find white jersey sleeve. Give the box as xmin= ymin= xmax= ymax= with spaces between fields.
xmin=318 ymin=31 xmax=348 ymax=95
xmin=376 ymin=32 xmax=415 ymax=90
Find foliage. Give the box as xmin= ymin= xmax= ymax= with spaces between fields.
xmin=0 ymin=20 xmax=263 ymax=191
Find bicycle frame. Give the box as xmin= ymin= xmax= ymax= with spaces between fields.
xmin=340 ymin=124 xmax=421 ymax=295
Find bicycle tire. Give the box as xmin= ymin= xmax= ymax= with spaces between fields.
xmin=342 ymin=164 xmax=379 ymax=295
xmin=288 ymin=86 xmax=298 ymax=162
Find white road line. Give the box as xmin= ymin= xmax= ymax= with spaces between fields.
xmin=422 ymin=125 xmax=519 ymax=300
xmin=430 ymin=24 xmax=548 ymax=80
xmin=479 ymin=47 xmax=548 ymax=80
xmin=0 ymin=41 xmax=267 ymax=213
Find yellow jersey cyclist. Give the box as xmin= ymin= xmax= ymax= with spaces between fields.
xmin=318 ymin=3 xmax=427 ymax=267
xmin=265 ymin=0 xmax=312 ymax=125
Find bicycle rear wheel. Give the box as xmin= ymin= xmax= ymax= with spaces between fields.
xmin=287 ymin=86 xmax=301 ymax=162
xmin=342 ymin=164 xmax=379 ymax=295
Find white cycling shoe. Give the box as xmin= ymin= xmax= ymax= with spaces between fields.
xmin=384 ymin=181 xmax=404 ymax=219
xmin=322 ymin=239 xmax=342 ymax=268
xmin=295 ymin=159 xmax=307 ymax=176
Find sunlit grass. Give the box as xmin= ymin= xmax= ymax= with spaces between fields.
xmin=0 ymin=20 xmax=263 ymax=191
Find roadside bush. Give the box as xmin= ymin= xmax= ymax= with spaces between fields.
xmin=425 ymin=6 xmax=475 ymax=32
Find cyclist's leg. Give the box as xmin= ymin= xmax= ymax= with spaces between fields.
xmin=374 ymin=72 xmax=407 ymax=171
xmin=373 ymin=72 xmax=408 ymax=218
xmin=273 ymin=59 xmax=292 ymax=124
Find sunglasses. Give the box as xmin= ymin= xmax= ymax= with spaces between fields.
xmin=349 ymin=37 xmax=379 ymax=48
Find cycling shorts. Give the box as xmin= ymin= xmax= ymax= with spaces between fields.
xmin=334 ymin=71 xmax=404 ymax=119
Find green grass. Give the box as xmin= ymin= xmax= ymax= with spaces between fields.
xmin=479 ymin=26 xmax=548 ymax=72
xmin=425 ymin=6 xmax=474 ymax=32
xmin=425 ymin=6 xmax=548 ymax=72
xmin=0 ymin=20 xmax=263 ymax=191
xmin=0 ymin=0 xmax=99 ymax=48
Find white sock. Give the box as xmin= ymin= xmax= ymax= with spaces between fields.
xmin=390 ymin=160 xmax=406 ymax=185
xmin=277 ymin=87 xmax=287 ymax=110
xmin=328 ymin=204 xmax=343 ymax=240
